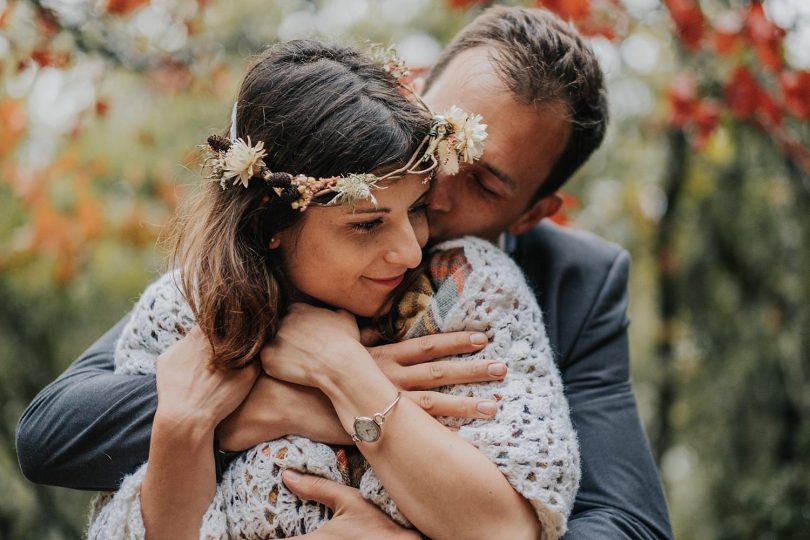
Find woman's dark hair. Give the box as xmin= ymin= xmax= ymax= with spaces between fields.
xmin=172 ymin=40 xmax=432 ymax=368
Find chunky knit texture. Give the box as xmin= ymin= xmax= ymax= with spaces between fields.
xmin=86 ymin=236 xmax=579 ymax=539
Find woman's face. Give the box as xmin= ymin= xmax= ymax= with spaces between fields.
xmin=278 ymin=174 xmax=430 ymax=317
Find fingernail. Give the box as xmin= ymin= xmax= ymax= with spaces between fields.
xmin=470 ymin=333 xmax=488 ymax=346
xmin=488 ymin=362 xmax=507 ymax=377
xmin=283 ymin=469 xmax=300 ymax=482
xmin=477 ymin=401 xmax=497 ymax=416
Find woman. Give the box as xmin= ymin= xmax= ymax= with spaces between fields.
xmin=87 ymin=40 xmax=578 ymax=540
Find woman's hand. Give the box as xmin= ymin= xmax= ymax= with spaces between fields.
xmin=155 ymin=326 xmax=260 ymax=432
xmin=260 ymin=303 xmax=373 ymax=390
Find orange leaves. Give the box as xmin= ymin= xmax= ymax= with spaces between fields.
xmin=30 ymin=48 xmax=72 ymax=68
xmin=105 ymin=0 xmax=151 ymax=16
xmin=3 ymin=149 xmax=170 ymax=284
xmin=0 ymin=100 xmax=27 ymax=160
xmin=147 ymin=61 xmax=193 ymax=93
xmin=548 ymin=192 xmax=579 ymax=227
xmin=0 ymin=1 xmax=17 ymax=28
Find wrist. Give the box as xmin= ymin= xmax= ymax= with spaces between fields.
xmin=153 ymin=408 xmax=218 ymax=443
xmin=320 ymin=368 xmax=399 ymax=434
xmin=312 ymin=340 xmax=379 ymax=393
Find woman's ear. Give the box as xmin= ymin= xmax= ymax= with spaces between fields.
xmin=269 ymin=236 xmax=281 ymax=249
xmin=508 ymin=194 xmax=562 ymax=236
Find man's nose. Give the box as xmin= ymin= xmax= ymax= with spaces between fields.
xmin=426 ymin=172 xmax=453 ymax=213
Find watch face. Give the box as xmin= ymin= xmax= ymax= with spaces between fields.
xmin=353 ymin=417 xmax=381 ymax=442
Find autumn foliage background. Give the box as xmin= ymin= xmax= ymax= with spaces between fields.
xmin=1 ymin=0 xmax=809 ymax=538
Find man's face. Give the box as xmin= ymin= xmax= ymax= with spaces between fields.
xmin=423 ymin=46 xmax=571 ymax=242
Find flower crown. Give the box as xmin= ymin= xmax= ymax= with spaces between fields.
xmin=204 ymin=48 xmax=487 ymax=211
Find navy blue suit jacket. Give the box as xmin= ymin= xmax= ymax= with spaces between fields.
xmin=17 ymin=221 xmax=673 ymax=539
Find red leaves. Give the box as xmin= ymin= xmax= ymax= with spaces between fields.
xmin=537 ymin=0 xmax=592 ymax=21
xmin=780 ymin=71 xmax=810 ymax=120
xmin=95 ymin=99 xmax=110 ymax=118
xmin=105 ymin=0 xmax=150 ymax=16
xmin=724 ymin=66 xmax=782 ymax=126
xmin=666 ymin=74 xmax=719 ymax=149
xmin=667 ymin=74 xmax=698 ymax=129
xmin=743 ymin=3 xmax=784 ymax=71
xmin=664 ymin=0 xmax=705 ymax=52
xmin=535 ymin=0 xmax=626 ymax=40
xmin=724 ymin=67 xmax=760 ymax=120
xmin=447 ymin=0 xmax=488 ymax=9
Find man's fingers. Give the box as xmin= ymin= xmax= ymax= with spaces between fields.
xmin=282 ymin=470 xmax=354 ymax=511
xmin=371 ymin=331 xmax=489 ymax=367
xmin=396 ymin=359 xmax=507 ymax=390
xmin=405 ymin=391 xmax=498 ymax=419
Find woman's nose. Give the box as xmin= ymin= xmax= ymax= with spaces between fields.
xmin=384 ymin=222 xmax=423 ymax=269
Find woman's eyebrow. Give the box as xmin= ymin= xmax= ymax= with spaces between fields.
xmin=350 ymin=207 xmax=390 ymax=214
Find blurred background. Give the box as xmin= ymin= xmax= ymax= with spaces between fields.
xmin=1 ymin=0 xmax=808 ymax=538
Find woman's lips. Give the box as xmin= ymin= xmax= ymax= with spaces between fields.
xmin=364 ymin=274 xmax=405 ymax=288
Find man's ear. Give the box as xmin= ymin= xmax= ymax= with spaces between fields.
xmin=508 ymin=194 xmax=562 ymax=236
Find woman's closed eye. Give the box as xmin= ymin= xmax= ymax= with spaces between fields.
xmin=350 ymin=218 xmax=383 ymax=233
xmin=350 ymin=200 xmax=428 ymax=234
xmin=409 ymin=200 xmax=429 ymax=216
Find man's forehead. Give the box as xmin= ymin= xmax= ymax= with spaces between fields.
xmin=426 ymin=47 xmax=504 ymax=104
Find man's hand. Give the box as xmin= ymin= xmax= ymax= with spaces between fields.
xmin=367 ymin=331 xmax=505 ymax=419
xmin=219 ymin=306 xmax=505 ymax=451
xmin=282 ymin=470 xmax=420 ymax=540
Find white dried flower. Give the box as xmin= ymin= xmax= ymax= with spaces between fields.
xmin=444 ymin=106 xmax=487 ymax=164
xmin=331 ymin=174 xmax=379 ymax=205
xmin=221 ymin=137 xmax=267 ymax=188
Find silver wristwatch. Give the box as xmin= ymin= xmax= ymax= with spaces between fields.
xmin=351 ymin=392 xmax=402 ymax=443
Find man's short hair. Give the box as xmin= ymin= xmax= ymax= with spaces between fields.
xmin=425 ymin=6 xmax=608 ymax=200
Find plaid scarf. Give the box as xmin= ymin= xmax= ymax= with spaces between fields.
xmin=396 ymin=247 xmax=472 ymax=339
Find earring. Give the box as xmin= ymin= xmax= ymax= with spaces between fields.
xmin=269 ymin=237 xmax=280 ymax=249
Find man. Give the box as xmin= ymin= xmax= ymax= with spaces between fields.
xmin=16 ymin=6 xmax=672 ymax=538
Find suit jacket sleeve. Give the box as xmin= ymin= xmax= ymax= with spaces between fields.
xmin=515 ymin=222 xmax=673 ymax=540
xmin=15 ymin=313 xmax=157 ymax=491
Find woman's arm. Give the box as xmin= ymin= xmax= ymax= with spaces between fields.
xmin=262 ymin=304 xmax=541 ymax=540
xmin=140 ymin=327 xmax=258 ymax=539
xmin=87 ymin=326 xmax=258 ymax=540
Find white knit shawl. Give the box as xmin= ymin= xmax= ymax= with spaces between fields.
xmin=86 ymin=236 xmax=579 ymax=540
